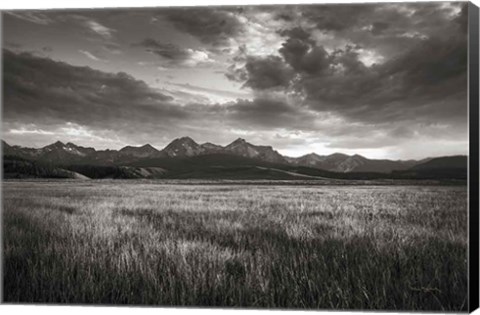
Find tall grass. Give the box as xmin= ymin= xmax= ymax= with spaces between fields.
xmin=2 ymin=181 xmax=468 ymax=310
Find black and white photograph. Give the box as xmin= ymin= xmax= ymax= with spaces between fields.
xmin=1 ymin=0 xmax=479 ymax=312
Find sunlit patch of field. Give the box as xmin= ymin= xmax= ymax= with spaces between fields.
xmin=2 ymin=180 xmax=468 ymax=310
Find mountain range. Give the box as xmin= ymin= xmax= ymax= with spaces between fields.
xmin=2 ymin=137 xmax=467 ymax=180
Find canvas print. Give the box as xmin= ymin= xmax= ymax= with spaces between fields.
xmin=1 ymin=1 xmax=478 ymax=311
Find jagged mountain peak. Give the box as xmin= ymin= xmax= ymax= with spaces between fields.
xmin=224 ymin=138 xmax=286 ymax=164
xmin=46 ymin=140 xmax=66 ymax=147
xmin=141 ymin=144 xmax=156 ymax=149
xmin=165 ymin=136 xmax=200 ymax=148
xmin=293 ymin=152 xmax=326 ymax=167
xmin=163 ymin=136 xmax=203 ymax=157
xmin=351 ymin=154 xmax=366 ymax=159
xmin=44 ymin=141 xmax=97 ymax=158
xmin=225 ymin=138 xmax=253 ymax=150
xmin=302 ymin=152 xmax=323 ymax=158
xmin=174 ymin=136 xmax=197 ymax=144
xmin=229 ymin=138 xmax=247 ymax=145
xmin=328 ymin=152 xmax=349 ymax=158
xmin=42 ymin=141 xmax=68 ymax=151
xmin=65 ymin=142 xmax=91 ymax=150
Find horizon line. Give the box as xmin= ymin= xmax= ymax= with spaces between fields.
xmin=1 ymin=138 xmax=468 ymax=162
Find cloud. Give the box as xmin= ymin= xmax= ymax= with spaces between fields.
xmin=243 ymin=56 xmax=294 ymax=90
xmin=9 ymin=126 xmax=55 ymax=135
xmin=280 ymin=39 xmax=331 ymax=75
xmin=46 ymin=14 xmax=118 ymax=40
xmin=6 ymin=11 xmax=117 ymax=41
xmin=138 ymin=38 xmax=189 ymax=60
xmin=136 ymin=38 xmax=213 ymax=67
xmin=225 ymin=67 xmax=248 ymax=83
xmin=159 ymin=7 xmax=244 ymax=48
xmin=225 ymin=3 xmax=468 ymax=127
xmin=227 ymin=98 xmax=300 ymax=128
xmin=3 ymin=49 xmax=186 ymax=136
xmin=102 ymin=42 xmax=123 ymax=55
xmin=79 ymin=50 xmax=108 ymax=62
xmin=370 ymin=22 xmax=390 ymax=36
xmin=82 ymin=19 xmax=116 ymax=39
xmin=298 ymin=36 xmax=467 ymax=125
xmin=299 ymin=4 xmax=374 ymax=32
xmin=314 ymin=34 xmax=465 ymax=123
xmin=5 ymin=11 xmax=54 ymax=25
xmin=165 ymin=82 xmax=250 ymax=101
xmin=2 ymin=3 xmax=469 ymax=159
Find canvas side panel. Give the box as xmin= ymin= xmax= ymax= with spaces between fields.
xmin=469 ymin=1 xmax=480 ymax=312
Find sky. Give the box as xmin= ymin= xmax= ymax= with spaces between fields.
xmin=1 ymin=2 xmax=469 ymax=159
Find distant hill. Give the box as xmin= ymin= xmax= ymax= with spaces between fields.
xmin=3 ymin=156 xmax=89 ymax=179
xmin=64 ymin=165 xmax=167 ymax=179
xmin=1 ymin=138 xmax=468 ymax=180
xmin=118 ymin=144 xmax=162 ymax=159
xmin=410 ymin=156 xmax=467 ymax=170
xmin=390 ymin=156 xmax=468 ymax=180
xmin=288 ymin=152 xmax=419 ymax=173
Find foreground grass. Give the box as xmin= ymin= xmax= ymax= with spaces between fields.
xmin=2 ymin=180 xmax=468 ymax=310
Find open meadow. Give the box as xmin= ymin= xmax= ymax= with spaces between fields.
xmin=2 ymin=180 xmax=468 ymax=310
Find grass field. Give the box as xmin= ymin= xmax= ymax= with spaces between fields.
xmin=2 ymin=180 xmax=468 ymax=310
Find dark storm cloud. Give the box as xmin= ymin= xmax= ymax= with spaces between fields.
xmin=138 ymin=38 xmax=189 ymax=60
xmin=279 ymin=34 xmax=331 ymax=75
xmin=300 ymin=36 xmax=467 ymax=124
xmin=243 ymin=56 xmax=294 ymax=90
xmin=184 ymin=97 xmax=313 ymax=130
xmin=135 ymin=38 xmax=211 ymax=67
xmin=279 ymin=27 xmax=312 ymax=41
xmin=228 ymin=2 xmax=468 ymax=127
xmin=3 ymin=49 xmax=188 ymax=132
xmin=296 ymin=2 xmax=459 ymax=35
xmin=331 ymin=46 xmax=368 ymax=75
xmin=238 ymin=27 xmax=330 ymax=89
xmin=370 ymin=22 xmax=390 ymax=36
xmin=278 ymin=2 xmax=467 ymax=60
xmin=228 ymin=98 xmax=299 ymax=128
xmin=160 ymin=7 xmax=244 ymax=48
xmin=299 ymin=4 xmax=374 ymax=31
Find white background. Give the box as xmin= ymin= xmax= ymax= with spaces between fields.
xmin=0 ymin=0 xmax=479 ymax=315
